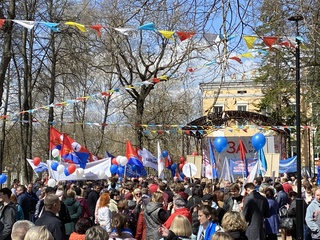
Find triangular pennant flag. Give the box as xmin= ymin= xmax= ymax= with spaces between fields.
xmin=39 ymin=22 xmax=60 ymax=32
xmin=229 ymin=56 xmax=242 ymax=64
xmin=90 ymin=24 xmax=103 ymax=36
xmin=263 ymin=36 xmax=278 ymax=49
xmin=0 ymin=19 xmax=6 ymax=29
xmin=176 ymin=31 xmax=195 ymax=41
xmin=243 ymin=35 xmax=258 ymax=49
xmin=12 ymin=20 xmax=35 ymax=30
xmin=138 ymin=22 xmax=157 ymax=31
xmin=239 ymin=52 xmax=254 ymax=58
xmin=158 ymin=30 xmax=175 ymax=39
xmin=114 ymin=27 xmax=136 ymax=35
xmin=65 ymin=21 xmax=87 ymax=32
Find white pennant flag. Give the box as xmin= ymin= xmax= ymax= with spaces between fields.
xmin=12 ymin=20 xmax=36 ymax=29
xmin=114 ymin=27 xmax=136 ymax=35
xmin=220 ymin=157 xmax=232 ymax=182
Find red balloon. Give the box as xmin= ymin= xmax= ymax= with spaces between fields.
xmin=68 ymin=164 xmax=76 ymax=174
xmin=33 ymin=157 xmax=41 ymax=166
xmin=111 ymin=158 xmax=118 ymax=165
xmin=179 ymin=156 xmax=186 ymax=164
xmin=192 ymin=151 xmax=197 ymax=156
xmin=179 ymin=163 xmax=184 ymax=171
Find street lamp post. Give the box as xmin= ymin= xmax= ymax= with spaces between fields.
xmin=288 ymin=14 xmax=303 ymax=240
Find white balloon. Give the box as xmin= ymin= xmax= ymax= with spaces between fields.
xmin=47 ymin=178 xmax=56 ymax=187
xmin=119 ymin=156 xmax=128 ymax=166
xmin=57 ymin=165 xmax=64 ymax=174
xmin=76 ymin=168 xmax=84 ymax=178
xmin=116 ymin=156 xmax=122 ymax=164
xmin=52 ymin=149 xmax=60 ymax=158
xmin=72 ymin=142 xmax=81 ymax=152
xmin=98 ymin=170 xmax=105 ymax=179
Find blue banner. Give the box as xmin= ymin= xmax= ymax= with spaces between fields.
xmin=279 ymin=156 xmax=297 ymax=173
xmin=229 ymin=158 xmax=258 ymax=175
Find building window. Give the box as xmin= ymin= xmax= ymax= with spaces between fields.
xmin=237 ymin=104 xmax=248 ymax=126
xmin=237 ymin=105 xmax=247 ymax=111
xmin=214 ymin=106 xmax=223 ymax=113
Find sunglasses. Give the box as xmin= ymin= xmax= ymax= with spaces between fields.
xmin=135 ymin=193 xmax=141 ymax=196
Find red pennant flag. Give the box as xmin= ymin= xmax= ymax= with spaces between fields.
xmin=0 ymin=19 xmax=5 ymax=29
xmin=90 ymin=24 xmax=103 ymax=37
xmin=229 ymin=56 xmax=243 ymax=64
xmin=263 ymin=36 xmax=278 ymax=49
xmin=176 ymin=31 xmax=195 ymax=41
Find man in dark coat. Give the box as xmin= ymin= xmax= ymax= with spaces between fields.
xmin=0 ymin=188 xmax=17 ymax=240
xmin=87 ymin=184 xmax=101 ymax=223
xmin=26 ymin=183 xmax=38 ymax=221
xmin=35 ymin=193 xmax=66 ymax=240
xmin=16 ymin=184 xmax=31 ymax=220
xmin=242 ymin=182 xmax=270 ymax=240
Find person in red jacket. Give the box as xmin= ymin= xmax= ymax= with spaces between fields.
xmin=164 ymin=197 xmax=192 ymax=229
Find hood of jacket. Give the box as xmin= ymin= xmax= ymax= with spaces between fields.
xmin=64 ymin=197 xmax=76 ymax=206
xmin=145 ymin=202 xmax=163 ymax=215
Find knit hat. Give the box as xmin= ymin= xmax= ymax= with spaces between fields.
xmin=174 ymin=197 xmax=186 ymax=207
xmin=124 ymin=192 xmax=133 ymax=200
xmin=149 ymin=184 xmax=158 ymax=194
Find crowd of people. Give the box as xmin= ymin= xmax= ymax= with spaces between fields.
xmin=0 ymin=174 xmax=319 ymax=240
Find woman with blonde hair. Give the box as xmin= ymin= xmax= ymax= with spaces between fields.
xmin=96 ymin=193 xmax=112 ymax=233
xmin=159 ymin=215 xmax=193 ymax=240
xmin=145 ymin=191 xmax=170 ymax=239
xmin=24 ymin=226 xmax=54 ymax=240
xmin=210 ymin=232 xmax=234 ymax=240
xmin=221 ymin=211 xmax=248 ymax=240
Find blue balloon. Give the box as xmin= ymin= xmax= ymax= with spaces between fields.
xmin=132 ymin=165 xmax=137 ymax=172
xmin=51 ymin=161 xmax=59 ymax=171
xmin=118 ymin=166 xmax=125 ymax=176
xmin=0 ymin=174 xmax=7 ymax=184
xmin=251 ymin=133 xmax=266 ymax=151
xmin=214 ymin=137 xmax=228 ymax=153
xmin=171 ymin=163 xmax=177 ymax=171
xmin=118 ymin=177 xmax=123 ymax=182
xmin=110 ymin=164 xmax=118 ymax=174
xmin=64 ymin=167 xmax=70 ymax=176
xmin=162 ymin=150 xmax=169 ymax=158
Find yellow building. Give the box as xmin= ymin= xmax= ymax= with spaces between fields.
xmin=188 ymin=79 xmax=314 ymax=175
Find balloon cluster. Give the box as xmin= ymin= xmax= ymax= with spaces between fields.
xmin=51 ymin=161 xmax=77 ymax=176
xmin=0 ymin=174 xmax=7 ymax=184
xmin=110 ymin=156 xmax=129 ymax=177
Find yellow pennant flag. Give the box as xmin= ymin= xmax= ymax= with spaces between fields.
xmin=243 ymin=36 xmax=258 ymax=49
xmin=239 ymin=52 xmax=254 ymax=58
xmin=158 ymin=30 xmax=175 ymax=39
xmin=65 ymin=22 xmax=87 ymax=32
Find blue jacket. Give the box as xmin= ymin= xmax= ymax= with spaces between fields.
xmin=265 ymin=198 xmax=280 ymax=234
xmin=196 ymin=222 xmax=217 ymax=240
xmin=305 ymin=198 xmax=320 ymax=239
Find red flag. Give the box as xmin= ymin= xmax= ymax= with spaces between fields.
xmin=50 ymin=126 xmax=63 ymax=150
xmin=263 ymin=36 xmax=278 ymax=49
xmin=126 ymin=140 xmax=139 ymax=160
xmin=176 ymin=31 xmax=195 ymax=41
xmin=238 ymin=137 xmax=247 ymax=162
xmin=0 ymin=19 xmax=5 ymax=29
xmin=90 ymin=24 xmax=103 ymax=36
xmin=165 ymin=154 xmax=172 ymax=168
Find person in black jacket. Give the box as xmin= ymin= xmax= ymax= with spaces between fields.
xmin=35 ymin=193 xmax=66 ymax=240
xmin=0 ymin=187 xmax=17 ymax=240
xmin=16 ymin=185 xmax=31 ymax=220
xmin=87 ymin=184 xmax=101 ymax=223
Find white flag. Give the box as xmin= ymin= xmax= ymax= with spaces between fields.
xmin=138 ymin=148 xmax=158 ymax=170
xmin=220 ymin=157 xmax=232 ymax=182
xmin=157 ymin=141 xmax=164 ymax=179
xmin=246 ymin=160 xmax=260 ymax=184
xmin=12 ymin=20 xmax=36 ymax=29
xmin=26 ymin=159 xmax=48 ymax=174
